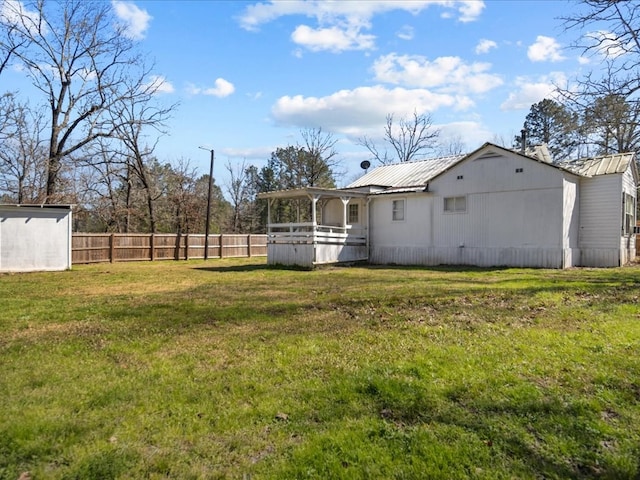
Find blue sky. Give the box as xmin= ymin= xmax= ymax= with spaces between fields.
xmin=5 ymin=0 xmax=603 ymax=188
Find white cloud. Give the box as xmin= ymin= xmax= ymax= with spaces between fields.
xmin=187 ymin=78 xmax=235 ymax=98
xmin=291 ymin=24 xmax=375 ymax=52
xmin=584 ymin=30 xmax=630 ymax=60
xmin=0 ymin=0 xmax=41 ymax=34
xmin=456 ymin=1 xmax=485 ymax=23
xmin=239 ymin=1 xmax=485 ymax=52
xmin=397 ymin=25 xmax=414 ymax=41
xmin=146 ymin=75 xmax=174 ymax=94
xmin=220 ymin=146 xmax=273 ymax=160
xmin=112 ymin=1 xmax=152 ymax=40
xmin=438 ymin=121 xmax=493 ymax=149
xmin=372 ymin=53 xmax=503 ymax=94
xmin=500 ymin=73 xmax=567 ymax=110
xmin=271 ymin=85 xmax=474 ymax=138
xmin=527 ymin=35 xmax=565 ymax=62
xmin=475 ymin=39 xmax=497 ymax=54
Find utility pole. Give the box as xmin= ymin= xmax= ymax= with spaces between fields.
xmin=199 ymin=147 xmax=214 ymax=260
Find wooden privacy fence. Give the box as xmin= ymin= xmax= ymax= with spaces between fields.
xmin=72 ymin=233 xmax=267 ymax=264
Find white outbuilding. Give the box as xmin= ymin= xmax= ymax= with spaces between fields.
xmin=259 ymin=143 xmax=637 ymax=269
xmin=0 ymin=204 xmax=73 ymax=272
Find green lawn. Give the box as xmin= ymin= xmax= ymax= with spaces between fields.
xmin=1 ymin=259 xmax=640 ymax=479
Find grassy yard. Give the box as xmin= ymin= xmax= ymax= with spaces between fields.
xmin=1 ymin=259 xmax=640 ymax=479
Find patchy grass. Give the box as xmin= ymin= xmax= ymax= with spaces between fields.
xmin=1 ymin=259 xmax=640 ymax=479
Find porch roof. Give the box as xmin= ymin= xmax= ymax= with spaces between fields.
xmin=257 ymin=186 xmax=368 ymax=200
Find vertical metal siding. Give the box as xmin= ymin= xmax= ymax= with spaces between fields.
xmin=580 ymin=174 xmax=622 ymax=247
xmin=0 ymin=207 xmax=72 ymax=272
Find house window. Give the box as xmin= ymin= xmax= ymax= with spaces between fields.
xmin=392 ymin=199 xmax=405 ymax=221
xmin=623 ymin=193 xmax=635 ymax=235
xmin=515 ymin=168 xmax=524 ymax=173
xmin=457 ymin=175 xmax=464 ymax=180
xmin=444 ymin=196 xmax=466 ymax=213
xmin=348 ymin=204 xmax=359 ymax=224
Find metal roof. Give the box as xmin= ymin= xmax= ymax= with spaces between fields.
xmin=346 ymin=154 xmax=465 ymax=188
xmin=257 ymin=186 xmax=367 ymax=200
xmin=557 ymin=152 xmax=636 ymax=177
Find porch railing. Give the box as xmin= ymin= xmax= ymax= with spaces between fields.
xmin=267 ymin=223 xmax=367 ymax=245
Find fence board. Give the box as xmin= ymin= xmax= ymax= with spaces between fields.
xmin=72 ymin=233 xmax=267 ymax=264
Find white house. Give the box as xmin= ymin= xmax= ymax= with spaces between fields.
xmin=0 ymin=204 xmax=73 ymax=272
xmin=259 ymin=143 xmax=637 ymax=269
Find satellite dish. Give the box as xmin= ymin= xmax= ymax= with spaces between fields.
xmin=360 ymin=160 xmax=371 ymax=171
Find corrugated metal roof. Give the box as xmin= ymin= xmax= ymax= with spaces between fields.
xmin=557 ymin=152 xmax=635 ymax=177
xmin=346 ymin=154 xmax=465 ymax=188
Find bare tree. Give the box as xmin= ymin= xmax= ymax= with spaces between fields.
xmin=225 ymin=158 xmax=251 ymax=233
xmin=358 ymin=110 xmax=440 ymax=164
xmin=2 ymin=0 xmax=161 ymax=202
xmin=107 ymin=71 xmax=176 ymax=232
xmin=165 ymin=158 xmax=202 ymax=235
xmin=299 ymin=127 xmax=343 ymax=186
xmin=0 ymin=95 xmax=47 ymax=202
xmin=0 ymin=9 xmax=27 ymax=76
xmin=562 ymin=1 xmax=640 ymax=98
xmin=437 ymin=135 xmax=467 ymax=156
xmin=583 ymin=93 xmax=640 ymax=155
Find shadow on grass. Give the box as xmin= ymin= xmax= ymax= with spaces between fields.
xmin=193 ymin=264 xmax=269 ymax=273
xmin=193 ymin=264 xmax=311 ymax=273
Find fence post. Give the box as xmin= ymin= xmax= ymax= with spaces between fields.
xmin=150 ymin=233 xmax=155 ymax=261
xmin=220 ymin=234 xmax=224 ymax=258
xmin=109 ymin=233 xmax=115 ymax=263
xmin=174 ymin=233 xmax=181 ymax=260
xmin=185 ymin=234 xmax=189 ymax=260
xmin=247 ymin=234 xmax=252 ymax=257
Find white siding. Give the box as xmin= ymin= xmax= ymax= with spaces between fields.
xmin=315 ymin=244 xmax=368 ymax=264
xmin=370 ymin=245 xmax=564 ymax=268
xmin=0 ymin=206 xmax=72 ymax=272
xmin=369 ymin=194 xmax=432 ymax=249
xmin=267 ymin=243 xmax=314 ymax=268
xmin=367 ymin=152 xmax=583 ymax=268
xmin=578 ymin=174 xmax=624 ymax=266
xmin=433 ymin=189 xmax=563 ymax=248
xmin=322 ymin=198 xmax=344 ymax=226
xmin=432 ymin=150 xmax=565 ymax=196
xmin=321 ymin=198 xmax=366 ymax=227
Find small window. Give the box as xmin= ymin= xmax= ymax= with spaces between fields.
xmin=348 ymin=203 xmax=359 ymax=224
xmin=444 ymin=196 xmax=466 ymax=213
xmin=392 ymin=199 xmax=405 ymax=221
xmin=457 ymin=175 xmax=464 ymax=180
xmin=623 ymin=193 xmax=635 ymax=235
xmin=515 ymin=168 xmax=523 ymax=173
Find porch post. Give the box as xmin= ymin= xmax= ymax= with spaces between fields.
xmin=267 ymin=199 xmax=274 ymax=231
xmin=340 ymin=197 xmax=350 ymax=228
xmin=311 ymin=195 xmax=318 ymax=226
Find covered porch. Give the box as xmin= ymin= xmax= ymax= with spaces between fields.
xmin=258 ymin=187 xmax=369 ymax=267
